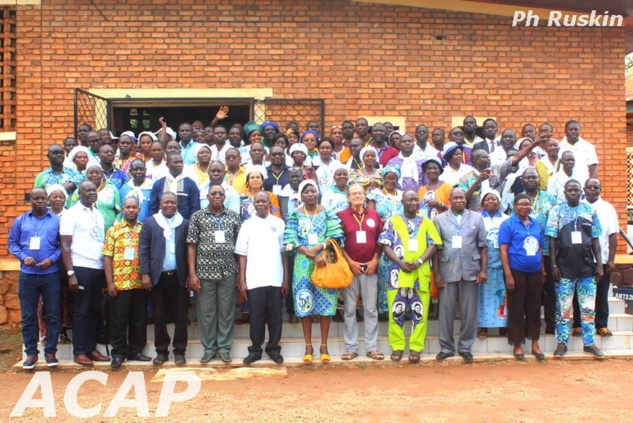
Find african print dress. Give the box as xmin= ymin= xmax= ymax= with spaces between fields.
xmin=283 ymin=208 xmax=344 ymax=317
xmin=477 ymin=210 xmax=509 ymax=328
xmin=367 ymin=188 xmax=403 ymax=314
xmin=349 ymin=168 xmax=383 ymax=193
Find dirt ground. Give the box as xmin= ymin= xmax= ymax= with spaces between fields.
xmin=2 ymin=328 xmax=633 ymax=422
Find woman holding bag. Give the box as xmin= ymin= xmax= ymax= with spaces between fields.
xmin=283 ymin=180 xmax=344 ymax=365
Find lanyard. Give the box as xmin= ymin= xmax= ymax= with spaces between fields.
xmin=123 ymin=222 xmax=139 ymax=240
xmin=403 ymin=216 xmax=419 ymax=237
xmin=209 ymin=212 xmax=225 ymax=229
xmin=353 ymin=157 xmax=363 ymax=169
xmin=272 ymin=169 xmax=286 ymax=184
xmin=352 ymin=212 xmax=365 ymax=230
xmin=30 ymin=214 xmax=45 ymax=236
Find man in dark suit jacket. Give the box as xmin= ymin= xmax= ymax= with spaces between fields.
xmin=140 ymin=191 xmax=190 ymax=366
xmin=148 ymin=152 xmax=200 ymax=220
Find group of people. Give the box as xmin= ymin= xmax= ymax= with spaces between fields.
xmin=10 ymin=112 xmax=617 ymax=369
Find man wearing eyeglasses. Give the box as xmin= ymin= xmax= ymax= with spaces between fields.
xmin=187 ymin=184 xmax=243 ymax=364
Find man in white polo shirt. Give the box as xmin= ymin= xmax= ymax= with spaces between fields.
xmin=558 ymin=120 xmax=598 ymax=183
xmin=60 ymin=180 xmax=111 ymax=366
xmin=236 ymin=191 xmax=288 ymax=365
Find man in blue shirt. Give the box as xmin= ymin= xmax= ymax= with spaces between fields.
xmin=149 ymin=153 xmax=201 ymax=220
xmin=546 ymin=179 xmax=604 ymax=358
xmin=99 ymin=143 xmax=128 ymax=190
xmin=8 ymin=188 xmax=62 ymax=369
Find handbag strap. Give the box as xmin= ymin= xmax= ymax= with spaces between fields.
xmin=319 ymin=238 xmax=341 ymax=261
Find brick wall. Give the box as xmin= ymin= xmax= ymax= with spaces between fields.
xmin=3 ymin=0 xmax=628 ymax=256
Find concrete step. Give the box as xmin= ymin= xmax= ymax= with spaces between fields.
xmin=42 ymin=331 xmax=633 ymax=361
xmin=16 ymin=349 xmax=633 ymax=370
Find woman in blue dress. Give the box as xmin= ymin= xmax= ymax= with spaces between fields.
xmin=283 ymin=180 xmax=344 ymax=365
xmin=477 ymin=190 xmax=509 ymax=339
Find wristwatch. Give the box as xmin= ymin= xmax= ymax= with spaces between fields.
xmin=417 ymin=258 xmax=424 ymax=265
xmin=67 ymin=270 xmax=75 ymax=276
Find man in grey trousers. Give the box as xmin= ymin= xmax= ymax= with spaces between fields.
xmin=187 ymin=184 xmax=243 ymax=364
xmin=338 ymin=185 xmax=384 ymax=361
xmin=432 ymin=188 xmax=488 ymax=361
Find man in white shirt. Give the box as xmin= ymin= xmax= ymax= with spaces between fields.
xmin=413 ymin=124 xmax=439 ymax=161
xmin=547 ymin=151 xmax=584 ymax=205
xmin=210 ymin=125 xmax=230 ymax=163
xmin=572 ymin=178 xmax=618 ymax=336
xmin=60 ymin=180 xmax=110 ymax=366
xmin=236 ymin=191 xmax=289 ymax=365
xmin=558 ymin=120 xmax=598 ymax=183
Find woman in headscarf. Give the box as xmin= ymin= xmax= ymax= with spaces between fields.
xmin=44 ymin=184 xmax=72 ymax=343
xmin=321 ymin=167 xmax=350 ymax=213
xmin=330 ymin=126 xmax=351 ymax=163
xmin=477 ymin=190 xmax=510 ymax=340
xmin=417 ymin=158 xmax=451 ymax=220
xmin=438 ymin=141 xmax=473 ymax=187
xmin=349 ymin=147 xmax=382 ymax=192
xmin=314 ymin=137 xmax=343 ymax=193
xmin=389 ymin=130 xmax=404 ymax=151
xmin=283 ymin=180 xmax=345 ymax=364
xmin=69 ymin=164 xmax=121 ymax=232
xmin=242 ymin=121 xmax=268 ymax=165
xmin=138 ymin=131 xmax=158 ymax=162
xmin=67 ymin=146 xmax=92 ymax=176
xmin=301 ymin=130 xmax=321 ymax=166
xmin=289 ymin=143 xmax=318 ymax=183
xmin=367 ymin=165 xmax=403 ymax=321
xmin=261 ymin=121 xmax=280 ymax=150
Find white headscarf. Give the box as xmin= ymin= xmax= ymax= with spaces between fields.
xmin=298 ymin=179 xmax=319 ymax=194
xmin=45 ymin=184 xmax=68 ymax=203
xmin=245 ymin=164 xmax=268 ymax=181
xmin=193 ymin=143 xmax=212 ymax=164
xmin=359 ymin=146 xmax=378 ymax=162
xmin=289 ymin=143 xmax=309 ymax=157
xmin=138 ymin=131 xmax=158 ymax=143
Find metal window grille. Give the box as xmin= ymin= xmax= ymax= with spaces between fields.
xmin=0 ymin=8 xmax=16 ymax=131
xmin=74 ymin=89 xmax=110 ymax=138
xmin=253 ymin=99 xmax=325 ymax=137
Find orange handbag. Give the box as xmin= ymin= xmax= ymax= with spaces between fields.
xmin=311 ymin=239 xmax=354 ymax=289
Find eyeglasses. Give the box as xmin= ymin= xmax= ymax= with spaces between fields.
xmin=209 ymin=192 xmax=225 ymax=197
xmin=515 ymin=202 xmax=531 ymax=207
xmin=270 ymin=152 xmax=285 ymax=156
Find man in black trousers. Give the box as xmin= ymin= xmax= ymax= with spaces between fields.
xmin=139 ymin=192 xmax=190 ymax=366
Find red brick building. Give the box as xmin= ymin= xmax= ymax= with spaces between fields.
xmin=0 ymin=0 xmax=629 ymax=324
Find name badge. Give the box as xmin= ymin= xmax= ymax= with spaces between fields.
xmin=308 ymin=233 xmax=319 ymax=246
xmin=169 ymin=242 xmax=175 ymax=254
xmin=29 ymin=237 xmax=41 ymax=251
xmin=215 ymin=230 xmax=226 ymax=243
xmin=524 ymin=236 xmax=539 ymax=257
xmin=124 ymin=247 xmax=135 ymax=261
xmin=356 ymin=231 xmax=367 ymax=244
xmin=571 ymin=231 xmax=582 ymax=245
xmin=452 ymin=235 xmax=463 ymax=249
xmin=408 ymin=238 xmax=418 ymax=252
xmin=273 ymin=184 xmax=283 ymax=195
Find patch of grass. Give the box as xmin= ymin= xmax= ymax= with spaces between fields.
xmin=0 ymin=327 xmax=23 ymax=371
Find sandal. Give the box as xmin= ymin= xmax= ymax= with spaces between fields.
xmin=390 ymin=350 xmax=403 ymax=361
xmin=409 ymin=350 xmax=421 ymax=363
xmin=478 ymin=328 xmax=488 ymax=339
xmin=367 ymin=350 xmax=384 ymax=360
xmin=341 ymin=351 xmax=358 ymax=361
xmin=303 ymin=344 xmax=313 ymax=365
xmin=320 ymin=344 xmax=330 ymax=364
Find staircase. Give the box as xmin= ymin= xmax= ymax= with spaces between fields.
xmin=19 ymin=290 xmax=633 ymax=368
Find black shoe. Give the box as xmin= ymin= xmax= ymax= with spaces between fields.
xmin=532 ymin=350 xmax=545 ymax=361
xmin=175 ymin=354 xmax=186 ymax=366
xmin=243 ymin=354 xmax=262 ymax=365
xmin=22 ymin=355 xmax=38 ymax=370
xmin=219 ymin=353 xmax=232 ymax=363
xmin=269 ymin=354 xmax=284 ymax=364
xmin=153 ymin=354 xmax=168 ymax=365
xmin=583 ymin=344 xmax=605 ymax=358
xmin=128 ymin=353 xmax=152 ymax=362
xmin=513 ymin=352 xmax=525 ymax=361
xmin=459 ymin=351 xmax=474 ymax=361
xmin=111 ymin=356 xmax=124 ymax=369
xmin=553 ymin=343 xmax=567 ymax=358
xmin=45 ymin=353 xmax=59 ymax=367
xmin=436 ymin=352 xmax=454 ymax=361
xmin=200 ymin=352 xmax=217 ymax=363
